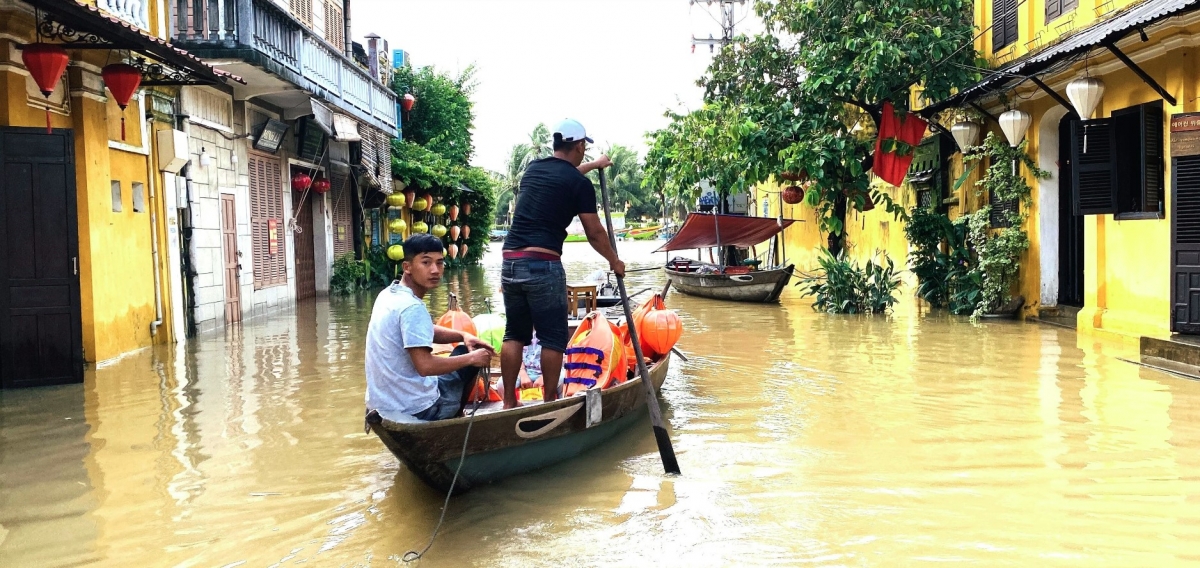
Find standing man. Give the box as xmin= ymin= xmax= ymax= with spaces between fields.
xmin=366 ymin=234 xmax=495 ymax=421
xmin=500 ymin=118 xmax=625 ymax=408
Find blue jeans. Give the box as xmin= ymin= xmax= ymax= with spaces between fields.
xmin=501 ymin=258 xmax=568 ymax=352
xmin=412 ymin=346 xmax=480 ymax=421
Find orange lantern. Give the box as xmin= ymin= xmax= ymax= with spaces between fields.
xmin=448 ymin=205 xmax=460 ymax=221
xmin=404 ymin=190 xmax=416 ymax=208
xmin=460 ymin=243 xmax=468 ymax=257
xmin=101 ymin=63 xmax=141 ymax=140
xmin=464 ymin=202 xmax=472 ymax=216
xmin=450 ymin=225 xmax=461 ymax=241
xmin=448 ymin=243 xmax=459 ymax=259
xmin=21 ymin=43 xmax=69 ymax=133
xmin=639 ymin=309 xmax=683 ymax=358
xmin=463 ymin=225 xmax=471 ymax=239
xmin=436 ymin=294 xmax=477 ymax=346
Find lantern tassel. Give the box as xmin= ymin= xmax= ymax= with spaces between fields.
xmin=45 ymin=106 xmax=51 ymax=134
xmin=1083 ymin=123 xmax=1089 ymax=154
xmin=121 ymin=116 xmax=126 ymax=141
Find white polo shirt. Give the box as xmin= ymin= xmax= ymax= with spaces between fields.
xmin=365 ymin=282 xmax=437 ymax=416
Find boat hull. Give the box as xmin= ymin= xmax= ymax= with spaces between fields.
xmin=664 ymin=265 xmax=794 ymax=303
xmin=372 ymin=356 xmax=672 ymax=493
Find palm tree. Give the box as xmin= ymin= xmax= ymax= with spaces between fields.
xmin=495 ymin=123 xmax=554 ymax=226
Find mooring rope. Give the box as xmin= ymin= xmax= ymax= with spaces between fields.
xmin=403 ymin=366 xmax=488 ymax=563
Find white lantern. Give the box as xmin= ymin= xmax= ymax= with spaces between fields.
xmin=951 ymin=120 xmax=981 ymax=153
xmin=999 ymin=109 xmax=1032 ymax=148
xmin=1067 ymin=76 xmax=1105 ymax=153
xmin=1066 ymin=77 xmax=1105 ymax=120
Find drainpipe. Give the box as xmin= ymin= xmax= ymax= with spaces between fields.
xmin=343 ymin=0 xmax=354 ymax=58
xmin=147 ymin=122 xmax=164 ymax=336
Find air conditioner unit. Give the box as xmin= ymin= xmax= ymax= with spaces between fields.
xmin=156 ymin=129 xmax=189 ymax=174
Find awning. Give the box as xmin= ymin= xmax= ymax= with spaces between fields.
xmin=925 ymin=0 xmax=1199 ymax=114
xmin=25 ymin=0 xmax=244 ymax=85
xmin=333 ymin=114 xmax=362 ymax=142
xmin=655 ymin=213 xmax=796 ymax=252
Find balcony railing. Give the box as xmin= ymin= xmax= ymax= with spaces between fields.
xmin=172 ymin=0 xmax=398 ymax=132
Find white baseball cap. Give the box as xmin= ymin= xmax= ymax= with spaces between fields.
xmin=552 ymin=118 xmax=593 ymax=143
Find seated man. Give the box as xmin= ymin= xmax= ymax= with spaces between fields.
xmin=366 ymin=234 xmax=494 ymax=421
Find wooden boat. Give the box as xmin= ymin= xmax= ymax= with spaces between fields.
xmin=368 ymin=355 xmax=672 ymax=494
xmin=656 ymin=213 xmax=798 ymax=303
xmin=664 ymin=260 xmax=794 ymax=303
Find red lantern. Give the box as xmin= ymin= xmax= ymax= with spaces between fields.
xmin=312 ymin=177 xmax=331 ymax=193
xmin=291 ymin=171 xmax=312 ymax=191
xmin=102 ymin=63 xmax=142 ymax=141
xmin=401 ymin=94 xmax=416 ymax=112
xmin=782 ymin=185 xmax=804 ymax=205
xmin=21 ymin=43 xmax=69 ymax=133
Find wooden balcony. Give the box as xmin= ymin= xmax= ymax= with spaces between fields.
xmin=172 ymin=0 xmax=397 ymax=134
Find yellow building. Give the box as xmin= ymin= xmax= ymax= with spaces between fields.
xmin=0 ymin=0 xmax=240 ymax=387
xmin=757 ymin=0 xmax=1200 ymax=348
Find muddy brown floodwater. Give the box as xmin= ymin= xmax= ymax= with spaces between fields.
xmin=2 ymin=239 xmax=1200 ymax=566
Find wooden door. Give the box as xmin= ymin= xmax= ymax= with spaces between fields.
xmin=1172 ymin=154 xmax=1200 ymax=333
xmin=293 ymin=190 xmax=316 ymax=301
xmin=221 ymin=194 xmax=242 ymax=324
xmin=1059 ymin=117 xmax=1085 ymax=307
xmin=0 ymin=128 xmax=82 ymax=388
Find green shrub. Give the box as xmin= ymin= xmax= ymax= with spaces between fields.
xmin=798 ymin=249 xmax=900 ymax=314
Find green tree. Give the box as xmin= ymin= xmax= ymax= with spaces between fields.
xmin=393 ymin=64 xmax=477 ymax=165
xmin=645 ymin=0 xmax=980 ymax=254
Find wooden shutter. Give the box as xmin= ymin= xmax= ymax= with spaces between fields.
xmin=1072 ymin=118 xmax=1118 ymax=215
xmin=1142 ymin=102 xmax=1165 ymax=213
xmin=989 ymin=184 xmax=1019 ymax=228
xmin=1175 ymin=156 xmax=1200 ymax=244
xmin=249 ymin=154 xmax=287 ymax=289
xmin=331 ymin=172 xmax=353 ymax=257
xmin=324 ymin=2 xmax=344 ymax=51
xmin=1047 ymin=0 xmax=1061 ymax=22
xmin=993 ymin=0 xmax=1018 ymax=51
xmin=290 ymin=0 xmax=313 ymax=27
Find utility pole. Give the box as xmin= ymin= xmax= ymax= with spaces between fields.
xmin=690 ymin=0 xmax=746 ymax=54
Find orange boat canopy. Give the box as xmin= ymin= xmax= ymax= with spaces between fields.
xmin=655 ymin=213 xmax=796 ymax=252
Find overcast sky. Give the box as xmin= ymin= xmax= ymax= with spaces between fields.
xmin=351 ymin=0 xmax=762 ymax=173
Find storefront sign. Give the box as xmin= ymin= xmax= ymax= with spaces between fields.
xmin=1171 ymin=112 xmax=1200 ymax=157
xmin=268 ymin=219 xmax=279 ymax=254
xmin=254 ymin=119 xmax=288 ymax=153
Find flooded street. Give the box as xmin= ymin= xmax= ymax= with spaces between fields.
xmin=3 ymin=240 xmax=1200 ymax=567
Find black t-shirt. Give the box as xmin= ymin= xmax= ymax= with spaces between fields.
xmin=503 ymin=157 xmax=597 ymax=255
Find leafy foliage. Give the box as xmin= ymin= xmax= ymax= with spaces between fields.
xmin=330 ymin=252 xmax=368 ymax=295
xmin=644 ymin=0 xmax=980 ymax=251
xmin=392 ymin=65 xmax=476 ymax=164
xmin=903 ymin=206 xmax=979 ymax=314
xmin=798 ymin=249 xmax=901 ymax=314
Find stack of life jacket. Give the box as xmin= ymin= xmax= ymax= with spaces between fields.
xmin=562 ymin=312 xmax=628 ymax=397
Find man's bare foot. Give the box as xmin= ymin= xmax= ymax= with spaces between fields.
xmin=502 ymin=399 xmax=523 ymax=410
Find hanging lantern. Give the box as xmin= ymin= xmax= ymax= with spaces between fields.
xmin=463 ymin=225 xmax=471 ymax=239
xmin=404 ymin=190 xmax=416 ymax=208
xmin=386 ymin=244 xmax=405 ymax=261
xmin=998 ymin=109 xmax=1032 ymax=148
xmin=388 ymin=218 xmax=407 ymax=234
xmin=448 ymin=205 xmax=460 ymax=221
xmin=781 ymin=185 xmax=804 ymax=205
xmin=1067 ymin=77 xmax=1105 ymax=153
xmin=431 ymin=203 xmax=447 ymax=216
xmin=432 ymin=224 xmax=448 ymax=238
xmin=386 ymin=193 xmax=405 ymax=207
xmin=463 ymin=202 xmax=472 ymax=216
xmin=312 ymin=177 xmax=331 ymax=194
xmin=412 ymin=220 xmax=428 ymax=234
xmin=450 ymin=225 xmax=461 ymax=241
xmin=460 ymin=243 xmax=468 ymax=257
xmin=401 ymin=94 xmax=416 ymax=112
xmin=422 ymin=193 xmax=433 ymax=208
xmin=412 ymin=197 xmax=429 ymax=211
xmin=21 ymin=43 xmax=69 ymax=133
xmin=448 ymin=243 xmax=459 ymax=259
xmin=102 ymin=63 xmax=142 ymax=141
xmin=291 ymin=171 xmax=312 ymax=191
xmin=951 ymin=121 xmax=981 ymax=153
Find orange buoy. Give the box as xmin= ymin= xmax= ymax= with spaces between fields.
xmin=639 ymin=309 xmax=682 ymax=358
xmin=435 ymin=293 xmax=476 ymax=346
xmin=562 ymin=312 xmax=627 ymax=397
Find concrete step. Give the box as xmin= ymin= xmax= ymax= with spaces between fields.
xmin=1141 ymin=336 xmax=1200 ymax=380
xmin=1034 ymin=305 xmax=1081 ymax=330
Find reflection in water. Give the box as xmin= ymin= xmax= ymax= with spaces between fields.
xmin=1 ymin=240 xmax=1200 ymax=566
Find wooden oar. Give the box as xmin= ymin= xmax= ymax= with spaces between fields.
xmin=598 ymin=169 xmax=681 ymax=475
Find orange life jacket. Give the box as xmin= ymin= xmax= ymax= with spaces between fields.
xmin=562 ymin=312 xmax=627 ymax=397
